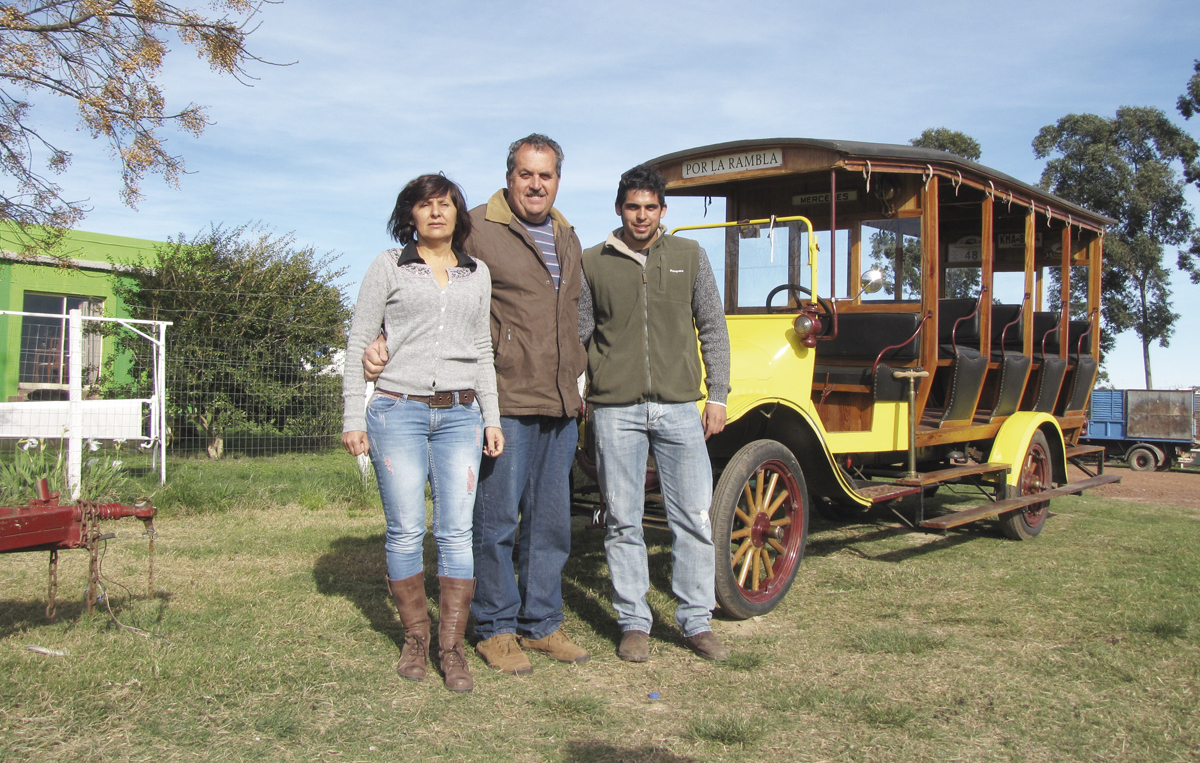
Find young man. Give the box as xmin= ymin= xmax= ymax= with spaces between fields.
xmin=578 ymin=164 xmax=732 ymax=662
xmin=365 ymin=135 xmax=589 ymax=675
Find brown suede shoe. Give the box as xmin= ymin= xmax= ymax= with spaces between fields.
xmin=519 ymin=627 xmax=590 ymax=664
xmin=476 ymin=633 xmax=533 ymax=675
xmin=617 ymin=630 xmax=649 ymax=663
xmin=684 ymin=630 xmax=731 ymax=662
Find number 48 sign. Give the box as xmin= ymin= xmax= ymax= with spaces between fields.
xmin=948 ymin=236 xmax=982 ymax=264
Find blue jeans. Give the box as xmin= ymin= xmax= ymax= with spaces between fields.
xmin=366 ymin=393 xmax=482 ymax=581
xmin=471 ymin=415 xmax=576 ymax=641
xmin=592 ymin=402 xmax=715 ymax=638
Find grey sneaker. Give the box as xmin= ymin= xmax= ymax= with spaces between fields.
xmin=617 ymin=630 xmax=649 ymax=663
xmin=684 ymin=631 xmax=731 ymax=661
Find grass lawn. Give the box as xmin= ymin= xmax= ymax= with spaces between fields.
xmin=1 ymin=454 xmax=1197 ymax=762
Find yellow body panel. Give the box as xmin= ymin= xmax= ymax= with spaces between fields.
xmin=822 ymin=402 xmax=909 ymax=453
xmin=723 ymin=314 xmax=910 ymax=455
xmin=723 ymin=314 xmax=813 ymax=421
xmin=987 ymin=412 xmax=1066 ymax=487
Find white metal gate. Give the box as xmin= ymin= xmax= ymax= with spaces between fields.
xmin=0 ymin=309 xmax=170 ymax=498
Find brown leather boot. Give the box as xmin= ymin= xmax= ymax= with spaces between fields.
xmin=437 ymin=576 xmax=476 ymax=693
xmin=387 ymin=573 xmax=430 ymax=682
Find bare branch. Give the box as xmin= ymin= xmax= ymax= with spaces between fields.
xmin=0 ymin=0 xmax=280 ymax=258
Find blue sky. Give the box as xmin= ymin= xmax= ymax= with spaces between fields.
xmin=30 ymin=0 xmax=1200 ymax=389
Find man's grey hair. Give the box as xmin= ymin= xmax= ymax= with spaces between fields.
xmin=506 ymin=134 xmax=564 ymax=177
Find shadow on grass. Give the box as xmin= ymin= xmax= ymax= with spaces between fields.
xmin=0 ymin=598 xmax=84 ymax=638
xmin=561 ymin=523 xmax=620 ymax=644
xmin=312 ymin=533 xmax=407 ymax=649
xmin=563 ymin=740 xmax=697 ymax=762
xmin=868 ymin=531 xmax=981 ymax=562
xmin=0 ymin=572 xmax=171 ymax=638
xmin=806 ymin=497 xmax=1003 ymax=562
xmin=561 ymin=522 xmax=689 ymax=649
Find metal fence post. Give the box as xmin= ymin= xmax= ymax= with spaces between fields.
xmin=67 ymin=309 xmax=82 ymax=500
xmin=158 ymin=321 xmax=167 ymax=486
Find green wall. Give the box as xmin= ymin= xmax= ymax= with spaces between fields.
xmin=1 ymin=228 xmax=161 ymax=401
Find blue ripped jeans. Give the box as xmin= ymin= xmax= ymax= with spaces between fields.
xmin=592 ymin=401 xmax=716 ymax=637
xmin=366 ymin=393 xmax=482 ymax=580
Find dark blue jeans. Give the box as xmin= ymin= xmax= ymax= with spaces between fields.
xmin=471 ymin=415 xmax=577 ymax=641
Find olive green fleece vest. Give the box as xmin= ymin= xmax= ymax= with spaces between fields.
xmin=582 ymin=234 xmax=703 ymax=405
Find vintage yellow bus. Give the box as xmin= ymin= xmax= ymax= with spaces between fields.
xmin=575 ymin=138 xmax=1120 ymax=619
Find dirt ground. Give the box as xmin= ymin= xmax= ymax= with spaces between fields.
xmin=1068 ymin=462 xmax=1200 ymax=510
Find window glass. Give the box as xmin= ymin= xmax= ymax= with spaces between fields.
xmin=991 ymin=271 xmax=1026 ymax=306
xmin=736 ymin=221 xmax=791 ymax=309
xmin=795 ymin=227 xmax=851 ymax=299
xmin=860 ymin=218 xmax=922 ymax=301
xmin=19 ymin=293 xmax=104 ymax=386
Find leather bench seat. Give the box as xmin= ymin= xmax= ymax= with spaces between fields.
xmin=814 ymin=311 xmax=924 ymax=401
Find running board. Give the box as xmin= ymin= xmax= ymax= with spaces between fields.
xmin=856 ymin=483 xmax=923 ymax=504
xmin=896 ymin=462 xmax=1009 ymax=487
xmin=850 ymin=462 xmax=1009 ymax=505
xmin=1066 ymin=444 xmax=1106 ymax=478
xmin=918 ymin=473 xmax=1122 ymax=531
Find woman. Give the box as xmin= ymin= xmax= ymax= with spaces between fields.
xmin=342 ymin=174 xmax=503 ymax=693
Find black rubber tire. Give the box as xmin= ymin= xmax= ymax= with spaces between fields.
xmin=710 ymin=440 xmax=809 ymax=619
xmin=999 ymin=430 xmax=1051 ymax=541
xmin=1127 ymin=447 xmax=1157 ymax=472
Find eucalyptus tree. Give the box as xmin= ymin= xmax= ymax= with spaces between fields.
xmin=910 ymin=128 xmax=982 ymax=161
xmin=1176 ymin=59 xmax=1200 ymax=285
xmin=1034 ymin=107 xmax=1199 ymax=388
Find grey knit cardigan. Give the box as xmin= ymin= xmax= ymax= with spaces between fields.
xmin=342 ymin=245 xmax=499 ymax=432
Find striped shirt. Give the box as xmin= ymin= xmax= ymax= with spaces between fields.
xmin=521 ymin=216 xmax=560 ymax=290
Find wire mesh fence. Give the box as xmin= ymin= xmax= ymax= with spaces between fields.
xmin=108 ymin=335 xmax=344 ymax=459
xmin=4 ymin=324 xmax=344 ymax=508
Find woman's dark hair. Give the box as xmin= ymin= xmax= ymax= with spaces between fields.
xmin=387 ymin=174 xmax=472 ymax=250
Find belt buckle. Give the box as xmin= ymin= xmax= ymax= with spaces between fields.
xmin=429 ymin=392 xmax=454 ymax=408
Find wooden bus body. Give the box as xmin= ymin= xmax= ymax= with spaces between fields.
xmin=575 ymin=138 xmax=1122 ymax=618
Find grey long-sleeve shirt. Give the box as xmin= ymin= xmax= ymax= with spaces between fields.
xmin=342 ymin=245 xmax=499 ymax=432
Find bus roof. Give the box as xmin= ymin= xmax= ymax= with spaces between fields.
xmin=645 ymin=137 xmax=1115 ymax=229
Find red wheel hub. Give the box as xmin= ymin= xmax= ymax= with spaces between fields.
xmin=750 ymin=511 xmax=771 ymax=547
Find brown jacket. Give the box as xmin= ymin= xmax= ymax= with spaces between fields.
xmin=464 ymin=190 xmax=586 ymax=418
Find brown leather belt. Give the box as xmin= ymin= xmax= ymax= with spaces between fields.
xmin=376 ymin=388 xmax=475 ymax=408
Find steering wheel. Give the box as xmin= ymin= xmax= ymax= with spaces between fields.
xmin=765 ymin=284 xmax=835 ymax=328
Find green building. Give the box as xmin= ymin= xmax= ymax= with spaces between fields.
xmin=1 ymin=228 xmax=160 ymax=402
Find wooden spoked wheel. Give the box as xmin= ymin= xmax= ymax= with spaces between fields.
xmin=710 ymin=440 xmax=809 ymax=619
xmin=999 ymin=429 xmax=1051 ymax=541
